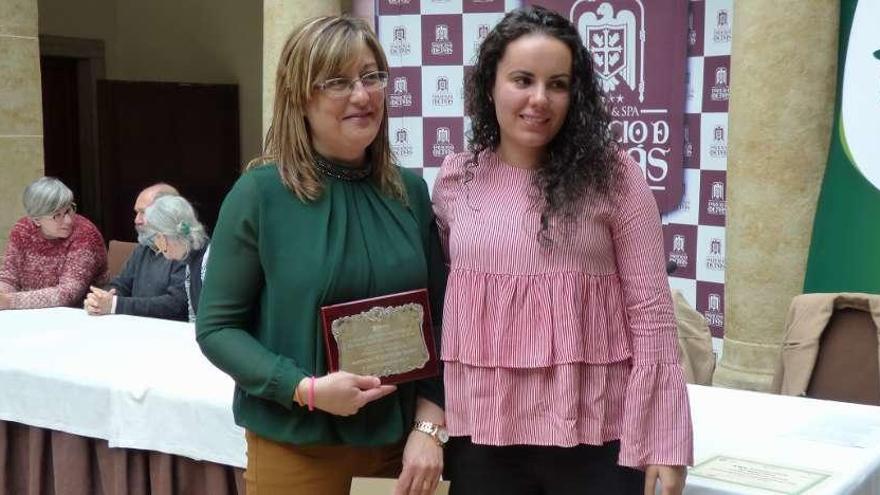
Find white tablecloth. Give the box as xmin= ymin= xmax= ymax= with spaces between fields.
xmin=0 ymin=307 xmax=246 ymax=467
xmin=2 ymin=308 xmax=879 ymax=493
xmin=687 ymin=385 xmax=880 ymax=495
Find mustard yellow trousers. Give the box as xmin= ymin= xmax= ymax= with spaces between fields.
xmin=244 ymin=431 xmax=404 ymax=495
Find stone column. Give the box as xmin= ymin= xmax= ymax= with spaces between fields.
xmin=713 ymin=0 xmax=839 ymax=391
xmin=0 ymin=0 xmax=43 ymax=251
xmin=262 ymin=0 xmax=342 ymax=139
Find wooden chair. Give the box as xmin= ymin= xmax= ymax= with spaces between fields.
xmin=774 ymin=293 xmax=880 ymax=406
xmin=671 ymin=289 xmax=716 ymax=385
xmin=807 ymin=307 xmax=880 ymax=405
xmin=107 ymin=240 xmax=137 ymax=281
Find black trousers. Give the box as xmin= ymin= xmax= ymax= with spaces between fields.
xmin=444 ymin=437 xmax=645 ymax=495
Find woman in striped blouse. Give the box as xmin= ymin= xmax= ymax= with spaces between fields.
xmin=433 ymin=6 xmax=692 ymax=495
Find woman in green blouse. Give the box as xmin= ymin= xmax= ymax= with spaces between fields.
xmin=196 ymin=16 xmax=447 ymax=495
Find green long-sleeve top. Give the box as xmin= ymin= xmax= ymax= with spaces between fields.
xmin=196 ymin=163 xmax=446 ymax=446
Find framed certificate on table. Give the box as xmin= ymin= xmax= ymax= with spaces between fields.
xmin=320 ymin=289 xmax=439 ymax=385
xmin=689 ymin=456 xmax=831 ymax=494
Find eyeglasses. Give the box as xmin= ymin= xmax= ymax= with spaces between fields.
xmin=314 ymin=71 xmax=389 ymax=99
xmin=48 ymin=203 xmax=76 ymax=222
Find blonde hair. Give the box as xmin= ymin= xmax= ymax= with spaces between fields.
xmin=248 ymin=15 xmax=406 ymax=203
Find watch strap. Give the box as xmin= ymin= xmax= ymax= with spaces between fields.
xmin=413 ymin=420 xmax=448 ymax=446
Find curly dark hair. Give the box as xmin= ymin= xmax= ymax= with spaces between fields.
xmin=466 ymin=5 xmax=619 ymax=244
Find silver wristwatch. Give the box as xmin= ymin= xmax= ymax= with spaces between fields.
xmin=413 ymin=420 xmax=449 ymax=447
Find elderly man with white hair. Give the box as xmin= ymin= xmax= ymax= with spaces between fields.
xmin=0 ymin=177 xmax=107 ymax=310
xmin=84 ymin=183 xmax=188 ymax=321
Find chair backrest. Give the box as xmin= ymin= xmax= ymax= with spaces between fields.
xmin=671 ymin=289 xmax=716 ymax=385
xmin=806 ymin=308 xmax=880 ymax=406
xmin=107 ymin=240 xmax=138 ymax=281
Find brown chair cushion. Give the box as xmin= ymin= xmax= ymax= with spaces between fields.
xmin=806 ymin=308 xmax=880 ymax=406
xmin=107 ymin=240 xmax=138 ymax=281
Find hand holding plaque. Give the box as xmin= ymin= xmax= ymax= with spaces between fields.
xmin=306 ymin=373 xmax=397 ymax=416
xmin=321 ymin=289 xmax=439 ymax=385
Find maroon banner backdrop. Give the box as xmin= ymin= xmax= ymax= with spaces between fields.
xmin=527 ymin=0 xmax=688 ymax=214
xmin=369 ymin=0 xmax=732 ymax=339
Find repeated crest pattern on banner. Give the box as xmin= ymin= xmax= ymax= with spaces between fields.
xmin=371 ymin=0 xmax=731 ymax=337
xmin=665 ymin=0 xmax=731 ymax=338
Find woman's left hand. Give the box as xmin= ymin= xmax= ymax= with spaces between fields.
xmin=644 ymin=464 xmax=686 ymax=495
xmin=394 ymin=429 xmax=443 ymax=495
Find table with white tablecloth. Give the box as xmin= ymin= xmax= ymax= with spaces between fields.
xmin=686 ymin=385 xmax=880 ymax=495
xmin=0 ymin=307 xmax=245 ymax=494
xmin=0 ymin=307 xmax=245 ymax=467
xmin=2 ymin=308 xmax=879 ymax=495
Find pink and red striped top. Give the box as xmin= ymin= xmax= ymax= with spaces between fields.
xmin=432 ymin=151 xmax=693 ymax=468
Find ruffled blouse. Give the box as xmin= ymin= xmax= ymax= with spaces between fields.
xmin=432 ymin=151 xmax=693 ymax=468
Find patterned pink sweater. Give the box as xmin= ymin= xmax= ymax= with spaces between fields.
xmin=0 ymin=215 xmax=108 ymax=309
xmin=433 ymin=151 xmax=693 ymax=468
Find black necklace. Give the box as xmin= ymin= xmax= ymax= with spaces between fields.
xmin=314 ymin=153 xmax=372 ymax=182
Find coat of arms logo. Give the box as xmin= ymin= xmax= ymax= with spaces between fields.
xmin=670 ymin=233 xmax=689 ymax=269
xmin=673 ymin=234 xmax=685 ymax=253
xmin=574 ymin=1 xmax=646 ymax=101
xmin=711 ymin=181 xmax=724 ymax=201
xmin=392 ymin=126 xmax=413 ymax=158
xmin=708 ymin=293 xmax=720 ymax=312
xmin=707 ymin=181 xmax=726 ymax=216
xmin=432 ymin=126 xmax=455 ymax=158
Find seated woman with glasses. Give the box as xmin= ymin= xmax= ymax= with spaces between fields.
xmin=197 ymin=15 xmax=446 ymax=495
xmin=0 ymin=177 xmax=107 ymax=311
xmin=142 ymin=195 xmax=210 ymax=323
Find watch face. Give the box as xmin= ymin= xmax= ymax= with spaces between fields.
xmin=438 ymin=428 xmax=450 ymax=443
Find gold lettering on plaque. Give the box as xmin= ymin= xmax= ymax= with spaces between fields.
xmin=331 ymin=303 xmax=429 ymax=377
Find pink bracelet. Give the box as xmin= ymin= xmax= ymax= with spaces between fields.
xmin=307 ymin=376 xmax=316 ymax=412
